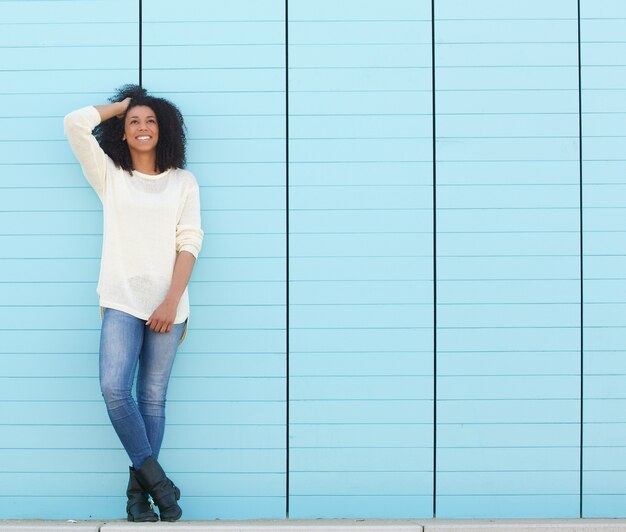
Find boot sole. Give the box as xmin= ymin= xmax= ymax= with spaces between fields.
xmin=127 ymin=512 xmax=159 ymax=523
xmin=159 ymin=507 xmax=183 ymax=522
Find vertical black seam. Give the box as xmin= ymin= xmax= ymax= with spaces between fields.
xmin=138 ymin=0 xmax=142 ymax=87
xmin=285 ymin=0 xmax=290 ymax=519
xmin=431 ymin=0 xmax=438 ymax=518
xmin=577 ymin=0 xmax=584 ymax=519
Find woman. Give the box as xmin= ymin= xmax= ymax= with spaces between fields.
xmin=64 ymin=85 xmax=203 ymax=522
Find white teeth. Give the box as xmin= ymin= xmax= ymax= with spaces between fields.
xmin=136 ymin=136 xmax=151 ymax=140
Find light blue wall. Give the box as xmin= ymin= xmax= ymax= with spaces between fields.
xmin=581 ymin=0 xmax=626 ymax=518
xmin=1 ymin=0 xmax=140 ymax=519
xmin=1 ymin=0 xmax=626 ymax=521
xmin=435 ymin=0 xmax=581 ymax=518
xmin=288 ymin=0 xmax=433 ymax=519
xmin=141 ymin=0 xmax=287 ymax=519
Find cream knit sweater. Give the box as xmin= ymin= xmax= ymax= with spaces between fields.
xmin=64 ymin=106 xmax=203 ymax=324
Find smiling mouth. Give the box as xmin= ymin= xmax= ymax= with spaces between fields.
xmin=136 ymin=136 xmax=152 ymax=141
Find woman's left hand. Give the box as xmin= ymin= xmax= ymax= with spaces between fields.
xmin=146 ymin=299 xmax=178 ymax=333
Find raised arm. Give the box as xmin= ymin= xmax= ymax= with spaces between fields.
xmin=94 ymin=97 xmax=131 ymax=122
xmin=64 ymin=98 xmax=131 ymax=199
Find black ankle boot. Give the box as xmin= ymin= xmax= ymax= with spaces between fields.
xmin=126 ymin=467 xmax=158 ymax=522
xmin=134 ymin=456 xmax=182 ymax=522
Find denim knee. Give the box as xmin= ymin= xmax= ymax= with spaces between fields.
xmin=100 ymin=377 xmax=132 ymax=411
xmin=137 ymin=382 xmax=168 ymax=417
xmin=137 ymin=398 xmax=166 ymax=419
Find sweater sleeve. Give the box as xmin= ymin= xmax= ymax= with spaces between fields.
xmin=63 ymin=106 xmax=107 ymax=200
xmin=176 ymin=178 xmax=204 ymax=258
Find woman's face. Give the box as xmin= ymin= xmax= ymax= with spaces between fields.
xmin=123 ymin=105 xmax=159 ymax=154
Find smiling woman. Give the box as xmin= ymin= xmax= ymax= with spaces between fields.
xmin=93 ymin=85 xmax=186 ymax=176
xmin=63 ymin=85 xmax=203 ymax=522
xmin=123 ymin=106 xmax=160 ymax=166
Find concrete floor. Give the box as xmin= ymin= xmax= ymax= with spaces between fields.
xmin=4 ymin=518 xmax=626 ymax=532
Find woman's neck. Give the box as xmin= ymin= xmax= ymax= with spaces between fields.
xmin=131 ymin=152 xmax=159 ymax=175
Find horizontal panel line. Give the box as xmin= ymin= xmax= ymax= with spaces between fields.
xmin=147 ymin=66 xmax=432 ymax=71
xmin=0 ymin=90 xmax=435 ymax=97
xmin=290 ymin=470 xmax=431 ymax=474
xmin=0 ymin=20 xmax=138 ymax=24
xmin=1 ymin=44 xmax=136 ymax=50
xmin=290 ymin=493 xmax=431 ymax=497
xmin=285 ymin=350 xmax=433 ymax=354
xmin=0 ymin=326 xmax=432 ymax=332
xmin=437 ymin=326 xmax=580 ymax=329
xmin=0 ymin=303 xmax=430 ymax=309
xmin=0 ymin=376 xmax=284 ymax=381
xmin=0 ymin=112 xmax=589 ymax=118
xmin=148 ymin=43 xmax=430 ymax=48
xmin=434 ymin=64 xmax=577 ymax=69
xmin=0 ymin=471 xmax=285 ymax=476
xmin=0 ymin=67 xmax=284 ymax=72
xmin=6 ymin=17 xmax=396 ymax=23
xmin=579 ymin=493 xmax=626 ymax=496
xmin=0 ymin=232 xmax=437 ymax=237
xmin=294 ymin=349 xmax=575 ymax=354
xmin=438 ymin=374 xmax=579 ymax=378
xmin=0 ymin=256 xmax=284 ymax=260
xmin=439 ymin=41 xmax=576 ymax=45
xmin=0 ymin=349 xmax=582 ymax=355
xmin=0 ymin=184 xmax=427 ymax=189
xmin=153 ymin=19 xmax=431 ymax=23
xmin=436 ymin=135 xmax=578 ymax=139
xmin=0 ymin=399 xmax=285 ymax=403
xmin=0 ymin=254 xmax=431 ymax=259
xmin=6 ymin=351 xmax=280 ymax=358
xmin=439 ymin=112 xmax=578 ymax=116
xmin=435 ymin=493 xmax=578 ymax=497
xmin=3 ymin=136 xmax=433 ymax=142
xmin=286 ymin=422 xmax=433 ymax=426
xmin=438 ymin=470 xmax=579 ymax=474
xmin=584 ymin=373 xmax=626 ymax=377
xmin=437 ymin=422 xmax=578 ymax=427
xmin=437 ymin=254 xmax=579 ymax=258
xmin=437 ymin=302 xmax=580 ymax=306
xmin=0 ymin=423 xmax=285 ymax=428
xmin=0 ymin=68 xmax=138 ymax=73
xmin=437 ymin=230 xmax=580 ymax=234
xmin=0 ymin=494 xmax=282 ymax=499
xmin=439 ymin=446 xmax=577 ymax=450
xmin=584 ymin=421 xmax=626 ymax=424
xmin=290 ymin=375 xmax=432 ymax=379
xmin=293 ymin=444 xmax=433 ymax=449
xmin=5 ymin=41 xmax=613 ymax=49
xmin=0 ymin=446 xmax=283 ymax=451
xmin=0 ymin=327 xmax=289 ymax=332
xmin=437 ymin=396 xmax=580 ymax=404
xmin=252 ymin=398 xmax=430 ymax=403
xmin=438 ymin=17 xmax=576 ymax=21
xmin=439 ymin=279 xmax=578 ymax=282
xmin=435 ymin=159 xmax=578 ymax=163
xmin=438 ymin=350 xmax=579 ymax=354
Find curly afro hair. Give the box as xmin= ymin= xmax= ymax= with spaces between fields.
xmin=93 ymin=84 xmax=187 ymax=174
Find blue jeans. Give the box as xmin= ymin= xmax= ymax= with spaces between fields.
xmin=99 ymin=308 xmax=185 ymax=468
